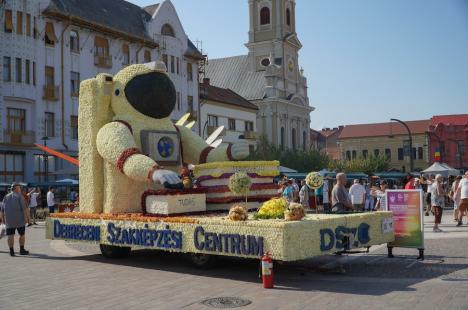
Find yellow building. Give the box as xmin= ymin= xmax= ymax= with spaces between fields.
xmin=337 ymin=120 xmax=431 ymax=171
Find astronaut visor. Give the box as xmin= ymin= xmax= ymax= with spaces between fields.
xmin=124 ymin=72 xmax=176 ymax=119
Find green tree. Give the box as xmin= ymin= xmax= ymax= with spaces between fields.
xmin=328 ymin=155 xmax=390 ymax=175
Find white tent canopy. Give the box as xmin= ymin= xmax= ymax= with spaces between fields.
xmin=56 ymin=178 xmax=79 ymax=185
xmin=421 ymin=162 xmax=460 ymax=177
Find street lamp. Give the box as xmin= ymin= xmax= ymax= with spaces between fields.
xmin=41 ymin=136 xmax=49 ymax=182
xmin=390 ymin=118 xmax=413 ymax=172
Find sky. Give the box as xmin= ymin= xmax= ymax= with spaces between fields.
xmin=129 ymin=0 xmax=468 ymax=129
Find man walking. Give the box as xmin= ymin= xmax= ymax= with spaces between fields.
xmin=349 ymin=179 xmax=366 ymax=211
xmin=331 ymin=173 xmax=353 ymax=213
xmin=456 ymin=171 xmax=468 ymax=226
xmin=47 ymin=186 xmax=56 ymax=214
xmin=0 ymin=183 xmax=31 ymax=256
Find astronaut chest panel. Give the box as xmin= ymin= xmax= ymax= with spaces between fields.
xmin=140 ymin=130 xmax=181 ymax=166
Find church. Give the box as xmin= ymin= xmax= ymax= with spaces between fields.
xmin=205 ymin=0 xmax=313 ymax=151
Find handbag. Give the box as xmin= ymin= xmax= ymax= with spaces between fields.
xmin=0 ymin=224 xmax=6 ymax=240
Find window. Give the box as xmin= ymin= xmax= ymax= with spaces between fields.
xmin=187 ymin=96 xmax=193 ymax=113
xmin=70 ymin=71 xmax=80 ymax=97
xmin=385 ymin=148 xmax=391 ymax=159
xmin=25 ymin=59 xmax=30 ymax=84
xmin=4 ymin=10 xmax=13 ymax=33
xmin=346 ymin=151 xmax=351 ymax=161
xmin=15 ymin=58 xmax=22 ymax=83
xmin=144 ymin=50 xmax=151 ymax=62
xmin=70 ymin=116 xmax=78 ymax=140
xmin=440 ymin=142 xmax=446 ymax=162
xmin=170 ymin=56 xmax=175 ymax=73
xmin=44 ymin=112 xmax=55 ymax=137
xmin=457 ymin=141 xmax=465 ymax=154
xmin=3 ymin=56 xmax=11 ymax=81
xmin=70 ymin=30 xmax=79 ymax=53
xmin=398 ymin=148 xmax=404 ymax=160
xmin=7 ymin=108 xmax=26 ymax=132
xmin=362 ymin=150 xmax=368 ymax=158
xmin=0 ymin=153 xmax=25 ymax=183
xmin=418 ymin=147 xmax=423 ymax=160
xmin=245 ymin=121 xmax=254 ymax=132
xmin=292 ymin=128 xmax=296 ymax=150
xmin=412 ymin=147 xmax=416 ymax=160
xmin=33 ymin=17 xmax=37 ymax=38
xmin=352 ymin=150 xmax=357 ymax=159
xmin=286 ymin=8 xmax=291 ymax=26
xmin=280 ymin=127 xmax=285 ymax=150
xmin=176 ymin=57 xmax=180 ymax=74
xmin=26 ymin=14 xmax=31 ymax=36
xmin=16 ymin=11 xmax=23 ymax=34
xmin=302 ymin=131 xmax=306 ymax=151
xmin=32 ymin=61 xmax=36 ymax=85
xmin=94 ymin=36 xmax=109 ymax=56
xmin=260 ymin=7 xmax=270 ymax=25
xmin=33 ymin=154 xmax=55 ymax=182
xmin=45 ymin=22 xmax=57 ymax=45
xmin=162 ymin=54 xmax=168 ymax=71
xmin=374 ymin=149 xmax=380 ymax=157
xmin=228 ymin=119 xmax=236 ymax=131
xmin=161 ymin=24 xmax=175 ymax=37
xmin=122 ymin=44 xmax=130 ymax=65
xmin=176 ymin=92 xmax=180 ymax=110
xmin=45 ymin=66 xmax=54 ymax=86
xmin=187 ymin=62 xmax=193 ymax=81
xmin=208 ymin=115 xmax=218 ymax=127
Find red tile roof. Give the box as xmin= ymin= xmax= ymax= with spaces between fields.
xmin=200 ymin=84 xmax=258 ymax=111
xmin=431 ymin=114 xmax=468 ymax=126
xmin=339 ymin=120 xmax=431 ymax=139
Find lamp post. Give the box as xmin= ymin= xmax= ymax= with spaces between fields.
xmin=391 ymin=118 xmax=413 ymax=172
xmin=41 ymin=136 xmax=49 ymax=182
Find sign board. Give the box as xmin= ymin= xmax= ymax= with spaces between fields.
xmin=385 ymin=190 xmax=424 ymax=249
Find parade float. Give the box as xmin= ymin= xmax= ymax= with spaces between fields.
xmin=44 ymin=63 xmax=394 ymax=267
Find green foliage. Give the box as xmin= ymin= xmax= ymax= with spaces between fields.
xmin=248 ymin=136 xmax=331 ymax=172
xmin=328 ymin=155 xmax=391 ymax=175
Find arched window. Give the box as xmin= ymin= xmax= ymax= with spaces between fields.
xmin=302 ymin=131 xmax=306 ymax=150
xmin=280 ymin=127 xmax=285 ymax=150
xmin=346 ymin=151 xmax=351 ymax=161
xmin=144 ymin=50 xmax=151 ymax=62
xmin=70 ymin=30 xmax=79 ymax=53
xmin=161 ymin=24 xmax=175 ymax=37
xmin=286 ymin=8 xmax=291 ymax=26
xmin=292 ymin=128 xmax=296 ymax=150
xmin=260 ymin=7 xmax=270 ymax=25
xmin=122 ymin=44 xmax=130 ymax=65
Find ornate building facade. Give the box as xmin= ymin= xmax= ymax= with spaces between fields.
xmin=206 ymin=0 xmax=313 ymax=151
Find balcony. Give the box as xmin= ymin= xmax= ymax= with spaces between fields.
xmin=43 ymin=85 xmax=59 ymax=101
xmin=3 ymin=131 xmax=36 ymax=145
xmin=207 ymin=125 xmax=225 ymax=136
xmin=94 ymin=55 xmax=112 ymax=68
xmin=244 ymin=131 xmax=256 ymax=140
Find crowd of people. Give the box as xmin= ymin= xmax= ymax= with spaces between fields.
xmin=278 ymin=171 xmax=468 ymax=232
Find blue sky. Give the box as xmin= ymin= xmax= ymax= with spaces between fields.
xmin=130 ymin=0 xmax=468 ymax=129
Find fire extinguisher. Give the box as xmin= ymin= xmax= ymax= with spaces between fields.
xmin=261 ymin=252 xmax=274 ymax=288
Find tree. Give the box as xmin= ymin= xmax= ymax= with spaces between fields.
xmin=328 ymin=155 xmax=390 ymax=175
xmin=248 ymin=136 xmax=331 ymax=172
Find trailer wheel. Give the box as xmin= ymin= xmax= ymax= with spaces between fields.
xmin=100 ymin=244 xmax=131 ymax=258
xmin=189 ymin=253 xmax=217 ymax=269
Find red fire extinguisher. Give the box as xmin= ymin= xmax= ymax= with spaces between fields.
xmin=261 ymin=252 xmax=274 ymax=288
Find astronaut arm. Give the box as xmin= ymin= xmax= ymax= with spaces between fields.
xmin=96 ymin=121 xmax=159 ymax=182
xmin=176 ymin=125 xmax=249 ymax=164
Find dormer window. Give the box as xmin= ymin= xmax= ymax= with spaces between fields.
xmin=260 ymin=7 xmax=270 ymax=25
xmin=161 ymin=24 xmax=175 ymax=37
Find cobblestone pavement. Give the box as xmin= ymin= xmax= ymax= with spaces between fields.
xmin=0 ymin=213 xmax=467 ymax=310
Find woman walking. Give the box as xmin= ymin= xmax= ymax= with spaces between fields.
xmin=431 ymin=174 xmax=445 ymax=232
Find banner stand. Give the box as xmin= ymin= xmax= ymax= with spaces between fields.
xmin=385 ymin=190 xmax=425 ymax=261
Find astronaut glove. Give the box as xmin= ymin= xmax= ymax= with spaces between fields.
xmin=231 ymin=141 xmax=250 ymax=160
xmin=152 ymin=169 xmax=181 ymax=185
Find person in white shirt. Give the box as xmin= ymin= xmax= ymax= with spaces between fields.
xmin=299 ymin=180 xmax=310 ymax=209
xmin=322 ymin=179 xmax=331 ymax=213
xmin=456 ymin=171 xmax=468 ymax=226
xmin=27 ymin=187 xmax=40 ymax=226
xmin=424 ymin=175 xmax=434 ymax=216
xmin=349 ymin=179 xmax=366 ymax=211
xmin=47 ymin=187 xmax=56 ymax=214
